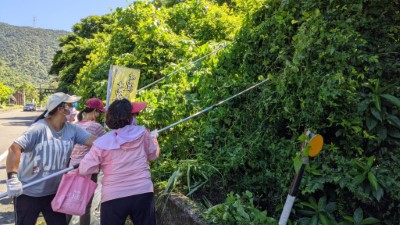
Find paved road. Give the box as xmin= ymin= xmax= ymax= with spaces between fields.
xmin=0 ymin=109 xmax=43 ymax=225
xmin=0 ymin=109 xmax=101 ymax=225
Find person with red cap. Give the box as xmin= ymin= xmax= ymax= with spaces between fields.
xmin=67 ymin=98 xmax=107 ymax=225
xmin=79 ymin=98 xmax=159 ymax=225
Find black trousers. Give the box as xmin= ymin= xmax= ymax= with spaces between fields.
xmin=100 ymin=192 xmax=156 ymax=225
xmin=14 ymin=194 xmax=67 ymax=225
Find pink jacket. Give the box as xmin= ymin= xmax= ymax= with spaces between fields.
xmin=79 ymin=125 xmax=160 ymax=203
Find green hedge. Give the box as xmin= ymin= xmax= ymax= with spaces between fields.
xmin=51 ymin=0 xmax=399 ymax=223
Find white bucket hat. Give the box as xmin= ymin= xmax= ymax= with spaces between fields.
xmin=44 ymin=92 xmax=81 ymax=117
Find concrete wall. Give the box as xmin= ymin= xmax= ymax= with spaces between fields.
xmin=156 ymin=193 xmax=210 ymax=225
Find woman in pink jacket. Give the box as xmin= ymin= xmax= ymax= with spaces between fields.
xmin=79 ymin=98 xmax=160 ymax=225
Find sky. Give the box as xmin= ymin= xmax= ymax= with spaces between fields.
xmin=0 ymin=0 xmax=132 ymax=31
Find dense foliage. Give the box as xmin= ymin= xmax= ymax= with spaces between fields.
xmin=0 ymin=59 xmax=27 ymax=85
xmin=0 ymin=22 xmax=68 ymax=86
xmin=51 ymin=0 xmax=399 ymax=224
xmin=0 ymin=60 xmax=39 ymax=103
xmin=0 ymin=81 xmax=13 ymax=104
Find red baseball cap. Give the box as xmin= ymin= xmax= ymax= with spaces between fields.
xmin=86 ymin=98 xmax=106 ymax=112
xmin=131 ymin=102 xmax=147 ymax=114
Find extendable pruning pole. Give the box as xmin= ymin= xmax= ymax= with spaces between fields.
xmin=278 ymin=131 xmax=324 ymax=225
xmin=0 ymin=78 xmax=269 ymax=199
xmin=0 ymin=164 xmax=79 ymax=199
xmin=137 ymin=42 xmax=232 ymax=93
xmin=157 ymin=78 xmax=269 ymax=133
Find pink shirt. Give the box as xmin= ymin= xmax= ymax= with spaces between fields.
xmin=79 ymin=127 xmax=160 ymax=203
xmin=69 ymin=121 xmax=106 ymax=167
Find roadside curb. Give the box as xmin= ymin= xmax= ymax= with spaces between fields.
xmin=0 ymin=107 xmax=22 ymax=114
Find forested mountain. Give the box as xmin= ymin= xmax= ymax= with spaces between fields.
xmin=0 ymin=22 xmax=69 ymax=86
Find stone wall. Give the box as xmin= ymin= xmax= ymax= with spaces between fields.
xmin=156 ymin=193 xmax=210 ymax=225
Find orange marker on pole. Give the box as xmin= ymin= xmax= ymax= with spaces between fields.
xmin=279 ymin=130 xmax=323 ymax=225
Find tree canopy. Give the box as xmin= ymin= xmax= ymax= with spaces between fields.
xmin=0 ymin=82 xmax=13 ymax=104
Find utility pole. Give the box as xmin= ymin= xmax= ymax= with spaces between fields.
xmin=23 ymin=88 xmax=26 ymax=105
xmin=33 ymin=16 xmax=36 ymax=28
xmin=39 ymin=84 xmax=43 ymax=108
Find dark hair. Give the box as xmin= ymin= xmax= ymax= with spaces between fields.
xmin=106 ymin=99 xmax=132 ymax=129
xmin=34 ymin=102 xmax=64 ymax=123
xmin=77 ymin=108 xmax=96 ymax=121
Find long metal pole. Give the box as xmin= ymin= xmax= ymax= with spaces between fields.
xmin=0 ymin=164 xmax=79 ymax=199
xmin=157 ymin=78 xmax=269 ymax=133
xmin=0 ymin=78 xmax=268 ymax=199
xmin=137 ymin=43 xmax=231 ymax=92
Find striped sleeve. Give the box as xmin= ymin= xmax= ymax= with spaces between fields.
xmin=91 ymin=123 xmax=106 ymax=138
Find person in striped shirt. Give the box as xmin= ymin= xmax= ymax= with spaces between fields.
xmin=67 ymin=98 xmax=106 ymax=225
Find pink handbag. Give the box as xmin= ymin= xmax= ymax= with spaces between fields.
xmin=51 ymin=170 xmax=97 ymax=216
